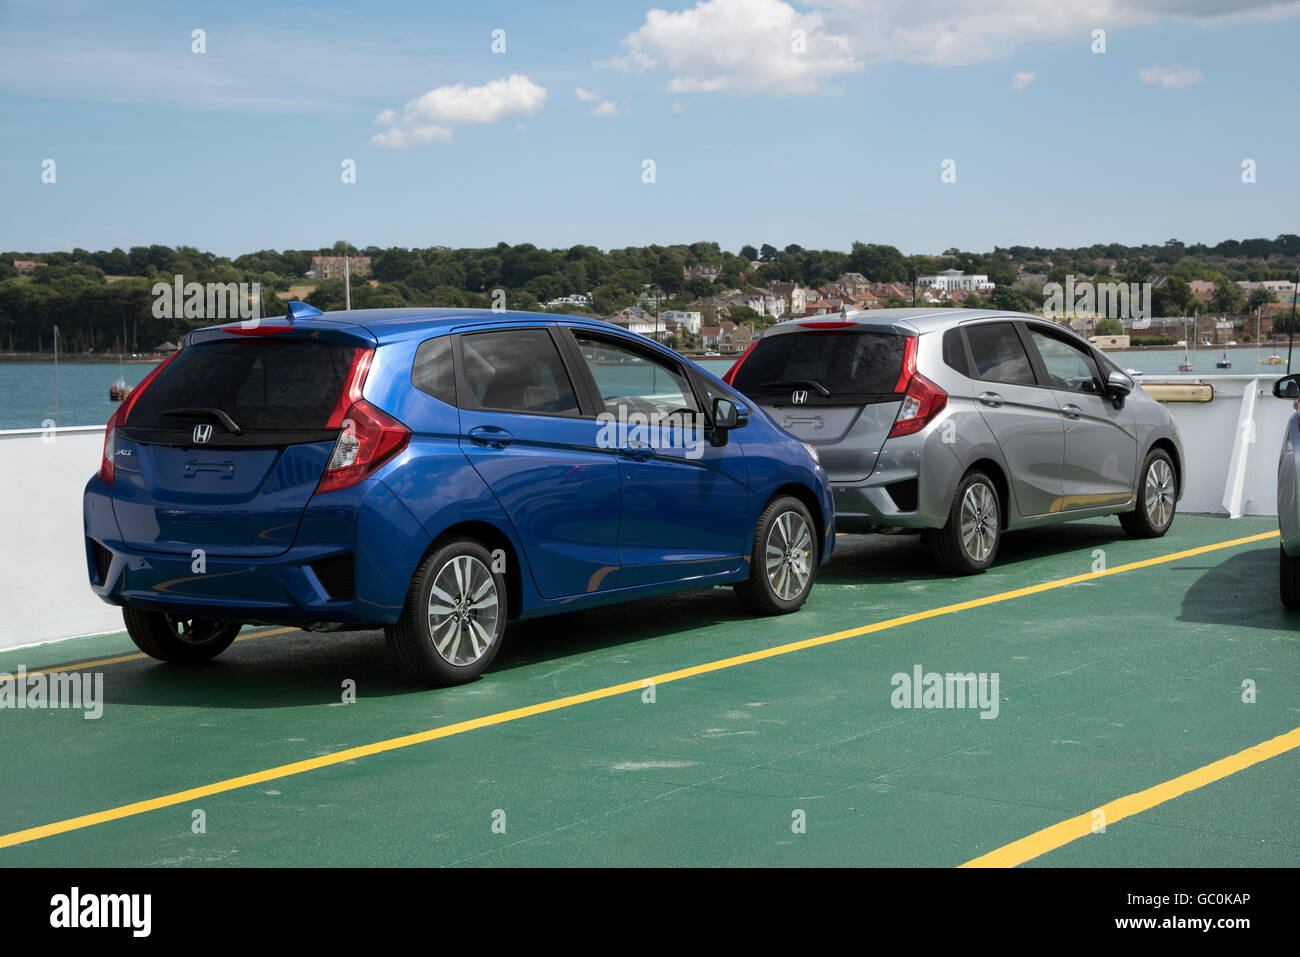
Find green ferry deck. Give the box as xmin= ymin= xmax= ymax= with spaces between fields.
xmin=2 ymin=515 xmax=1296 ymax=867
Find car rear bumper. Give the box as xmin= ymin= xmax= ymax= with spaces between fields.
xmin=829 ymin=425 xmax=960 ymax=533
xmin=83 ymin=475 xmax=429 ymax=626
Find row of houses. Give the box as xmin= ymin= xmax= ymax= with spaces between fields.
xmin=599 ymin=307 xmax=755 ymax=353
xmin=688 ymin=271 xmax=992 ymax=321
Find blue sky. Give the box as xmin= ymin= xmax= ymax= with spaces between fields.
xmin=3 ymin=0 xmax=1298 ymax=258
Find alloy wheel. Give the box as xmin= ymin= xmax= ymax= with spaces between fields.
xmin=960 ymin=482 xmax=998 ymax=562
xmin=765 ymin=510 xmax=813 ymax=601
xmin=426 ymin=554 xmax=500 ymax=666
xmin=1145 ymin=459 xmax=1174 ymax=529
xmin=163 ymin=615 xmax=232 ymax=647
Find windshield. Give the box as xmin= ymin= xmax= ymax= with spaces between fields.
xmin=730 ymin=330 xmax=907 ymax=402
xmin=126 ymin=339 xmax=357 ymax=432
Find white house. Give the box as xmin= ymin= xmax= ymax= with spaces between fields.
xmin=608 ymin=315 xmax=657 ymax=337
xmin=660 ymin=310 xmax=702 ymax=334
xmin=917 ymin=269 xmax=995 ymax=293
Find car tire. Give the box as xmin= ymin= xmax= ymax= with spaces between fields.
xmin=386 ymin=537 xmax=507 ymax=686
xmin=122 ymin=609 xmax=240 ymax=663
xmin=1120 ymin=449 xmax=1177 ymax=538
xmin=930 ymin=470 xmax=1001 ymax=575
xmin=734 ymin=496 xmax=818 ymax=615
xmin=1280 ymin=545 xmax=1300 ymax=610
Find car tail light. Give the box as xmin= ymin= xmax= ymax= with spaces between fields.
xmin=316 ymin=400 xmax=410 ymax=494
xmin=316 ymin=348 xmax=410 ymax=494
xmin=224 ymin=323 xmax=295 ymax=336
xmin=890 ymin=372 xmax=947 ymax=437
xmin=889 ymin=336 xmax=946 ymax=437
xmin=98 ymin=351 xmax=180 ymax=486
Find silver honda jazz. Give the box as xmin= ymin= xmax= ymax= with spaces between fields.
xmin=726 ymin=308 xmax=1183 ymax=574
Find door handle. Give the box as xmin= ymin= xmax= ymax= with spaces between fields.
xmin=1060 ymin=404 xmax=1082 ymax=420
xmin=618 ymin=444 xmax=656 ymax=462
xmin=978 ymin=392 xmax=1003 ymax=408
xmin=467 ymin=426 xmax=513 ymax=449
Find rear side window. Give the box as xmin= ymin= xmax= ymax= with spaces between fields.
xmin=458 ymin=329 xmax=579 ymax=416
xmin=126 ymin=339 xmax=357 ymax=430
xmin=412 ymin=336 xmax=456 ymax=404
xmin=942 ymin=328 xmax=971 ymax=377
xmin=730 ymin=330 xmax=906 ymax=402
xmin=964 ymin=323 xmax=1036 ymax=387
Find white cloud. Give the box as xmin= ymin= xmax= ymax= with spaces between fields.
xmin=607 ymin=0 xmax=1300 ymax=91
xmin=371 ymin=74 xmax=547 ymax=147
xmin=1011 ymin=71 xmax=1036 ymax=90
xmin=614 ymin=0 xmax=861 ymax=95
xmin=574 ymin=86 xmax=621 ymax=116
xmin=1137 ymin=64 xmax=1203 ymax=87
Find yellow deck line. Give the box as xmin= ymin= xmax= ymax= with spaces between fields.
xmin=0 ymin=627 xmax=298 ymax=682
xmin=0 ymin=529 xmax=1279 ymax=852
xmin=961 ymin=725 xmax=1300 ymax=868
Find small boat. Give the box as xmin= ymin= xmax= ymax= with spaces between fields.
xmin=1261 ymin=355 xmax=1284 ymax=365
xmin=109 ymin=357 xmax=129 ymax=401
xmin=1215 ymin=353 xmax=1232 ymax=369
xmin=1178 ymin=360 xmax=1194 ymax=372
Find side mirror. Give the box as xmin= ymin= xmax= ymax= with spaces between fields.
xmin=712 ymin=396 xmax=740 ymax=429
xmin=1274 ymin=374 xmax=1300 ymax=399
xmin=1106 ymin=369 xmax=1134 ymax=397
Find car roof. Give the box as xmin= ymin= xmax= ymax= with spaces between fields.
xmin=266 ymin=307 xmax=634 ymax=344
xmin=762 ymin=308 xmax=1051 ymax=336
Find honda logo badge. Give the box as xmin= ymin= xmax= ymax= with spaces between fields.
xmin=193 ymin=424 xmax=213 ymax=445
xmin=792 ymin=390 xmax=808 ymax=405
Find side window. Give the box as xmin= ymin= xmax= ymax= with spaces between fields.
xmin=696 ymin=374 xmax=740 ymax=423
xmin=942 ymin=328 xmax=971 ymax=377
xmin=964 ymin=322 xmax=1037 ymax=387
xmin=1026 ymin=327 xmax=1103 ymax=394
xmin=572 ymin=333 xmax=702 ymax=416
xmin=412 ymin=336 xmax=456 ymax=404
xmin=459 ymin=329 xmax=579 ymax=416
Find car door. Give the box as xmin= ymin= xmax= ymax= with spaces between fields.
xmin=563 ymin=328 xmax=749 ymax=588
xmin=453 ymin=324 xmax=622 ymax=599
xmin=961 ymin=320 xmax=1064 ymax=517
xmin=1022 ymin=324 xmax=1138 ymax=511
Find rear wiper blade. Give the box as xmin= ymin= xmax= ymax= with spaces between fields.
xmin=760 ymin=379 xmax=831 ymax=397
xmin=163 ymin=407 xmax=244 ymax=435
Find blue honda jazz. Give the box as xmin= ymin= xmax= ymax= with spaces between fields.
xmin=84 ymin=306 xmax=834 ymax=685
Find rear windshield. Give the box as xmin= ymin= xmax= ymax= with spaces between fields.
xmin=730 ymin=330 xmax=906 ymax=401
xmin=126 ymin=340 xmax=357 ymax=431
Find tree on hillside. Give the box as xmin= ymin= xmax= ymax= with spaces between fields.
xmin=989 ymin=285 xmax=1040 ymax=314
xmin=1246 ymin=286 xmax=1276 ymax=311
xmin=1153 ymin=276 xmax=1191 ymax=316
xmin=1211 ymin=280 xmax=1246 ymax=315
xmin=847 ymin=242 xmax=907 ymax=282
